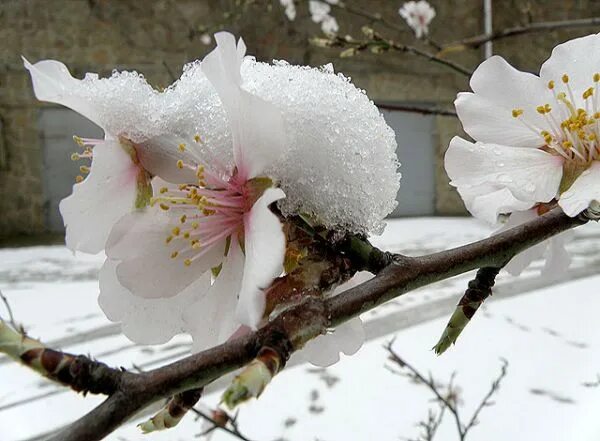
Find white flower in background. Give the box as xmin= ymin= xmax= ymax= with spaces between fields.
xmin=446 ymin=34 xmax=600 ymax=274
xmin=200 ymin=33 xmax=212 ymax=45
xmin=399 ymin=1 xmax=436 ymax=39
xmin=105 ymin=33 xmax=287 ymax=338
xmin=279 ymin=0 xmax=296 ymax=21
xmin=23 ymin=58 xmax=230 ymax=254
xmin=309 ymin=0 xmax=339 ymax=35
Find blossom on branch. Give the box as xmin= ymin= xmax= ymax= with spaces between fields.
xmin=100 ymin=32 xmax=400 ymax=357
xmin=309 ymin=0 xmax=339 ymax=35
xmin=23 ymin=57 xmax=230 ymax=253
xmin=279 ymin=0 xmax=296 ymax=21
xmin=399 ymin=1 xmax=436 ymax=39
xmin=446 ymin=34 xmax=600 ymax=274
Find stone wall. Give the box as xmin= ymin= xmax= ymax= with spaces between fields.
xmin=0 ymin=0 xmax=599 ymax=237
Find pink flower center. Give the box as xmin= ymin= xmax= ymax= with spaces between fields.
xmin=151 ymin=156 xmax=257 ymax=268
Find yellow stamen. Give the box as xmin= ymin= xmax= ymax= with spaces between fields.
xmin=178 ymin=143 xmax=186 ymax=152
xmin=176 ymin=160 xmax=184 ymax=169
xmin=562 ymin=74 xmax=569 ymax=83
xmin=171 ymin=251 xmax=179 ymax=259
xmin=547 ymin=80 xmax=555 ymax=90
xmin=512 ymin=108 xmax=524 ymax=118
xmin=172 ymin=226 xmax=180 ymax=236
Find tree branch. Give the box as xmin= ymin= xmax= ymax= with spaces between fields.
xmin=35 ymin=208 xmax=596 ymax=440
xmin=377 ymin=102 xmax=457 ymax=117
xmin=449 ymin=17 xmax=600 ymax=49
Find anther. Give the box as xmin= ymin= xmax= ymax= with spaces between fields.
xmin=165 ymin=236 xmax=173 ymax=244
xmin=194 ymin=134 xmax=202 ymax=143
xmin=171 ymin=251 xmax=179 ymax=259
xmin=79 ymin=165 xmax=90 ymax=174
xmin=177 ymin=160 xmax=184 ymax=169
xmin=583 ymin=87 xmax=594 ymax=100
xmin=159 ymin=203 xmax=170 ymax=211
xmin=160 ymin=187 xmax=169 ymax=194
xmin=562 ymin=74 xmax=569 ymax=83
xmin=75 ymin=175 xmax=84 ymax=183
xmin=172 ymin=226 xmax=181 ymax=236
xmin=71 ymin=153 xmax=80 ymax=161
xmin=512 ymin=108 xmax=524 ymax=118
xmin=594 ymin=73 xmax=600 ymax=83
xmin=73 ymin=135 xmax=84 ymax=147
xmin=184 ymin=258 xmax=192 ymax=267
xmin=548 ymin=80 xmax=555 ymax=90
xmin=178 ymin=143 xmax=186 ymax=152
xmin=180 ymin=215 xmax=187 ymax=224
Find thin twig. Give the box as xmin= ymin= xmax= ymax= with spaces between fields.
xmin=462 ymin=358 xmax=508 ymax=435
xmin=331 ymin=2 xmax=410 ymax=36
xmin=389 ymin=41 xmax=472 ymax=77
xmin=377 ymin=102 xmax=457 ymax=117
xmin=387 ymin=342 xmax=509 ymax=441
xmin=192 ymin=408 xmax=254 ymax=441
xmin=0 ymin=290 xmax=17 ymax=330
xmin=450 ymin=17 xmax=600 ymax=49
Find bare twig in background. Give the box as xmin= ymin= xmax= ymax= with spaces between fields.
xmin=386 ymin=341 xmax=508 ymax=441
xmin=377 ymin=102 xmax=457 ymax=117
xmin=449 ymin=17 xmax=600 ymax=49
xmin=313 ymin=33 xmax=473 ymax=77
xmin=0 ymin=290 xmax=18 ymax=331
xmin=2 ymin=207 xmax=591 ymax=441
xmin=193 ymin=408 xmax=254 ymax=441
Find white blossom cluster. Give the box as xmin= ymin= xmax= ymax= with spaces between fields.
xmin=24 ymin=32 xmax=400 ymax=366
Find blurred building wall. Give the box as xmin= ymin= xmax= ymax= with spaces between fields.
xmin=0 ymin=0 xmax=599 ymax=238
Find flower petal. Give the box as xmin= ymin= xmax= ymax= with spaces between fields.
xmin=445 ymin=136 xmax=563 ymax=208
xmin=237 ymin=187 xmax=286 ymax=327
xmin=540 ymin=33 xmax=600 ymax=99
xmin=107 ymin=209 xmax=226 ymax=299
xmin=455 ymin=93 xmax=545 ymax=147
xmin=184 ymin=242 xmax=244 ymax=352
xmin=457 ymin=56 xmax=553 ymax=147
xmin=558 ymin=161 xmax=600 ymax=216
xmin=23 ymin=58 xmax=102 ymax=128
xmin=300 ymin=317 xmax=365 ymax=367
xmin=498 ymin=210 xmax=571 ymax=276
xmin=59 ymin=140 xmax=141 ymax=253
xmin=464 ymin=185 xmax=533 ymax=224
xmin=134 ymin=135 xmax=201 ymax=184
xmin=98 ymin=259 xmax=212 ymax=345
xmin=202 ymin=32 xmax=286 ymax=179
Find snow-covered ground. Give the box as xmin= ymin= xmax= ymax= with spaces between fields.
xmin=1 ymin=217 xmax=599 ymax=441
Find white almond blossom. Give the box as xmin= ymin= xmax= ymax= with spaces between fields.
xmin=105 ymin=33 xmax=287 ymax=336
xmin=279 ymin=0 xmax=296 ymax=21
xmin=100 ymin=32 xmax=400 ymax=358
xmin=446 ymin=33 xmax=600 ymax=274
xmin=399 ymin=1 xmax=436 ymax=39
xmin=23 ymin=58 xmax=229 ymax=254
xmin=309 ymin=0 xmax=339 ymax=35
